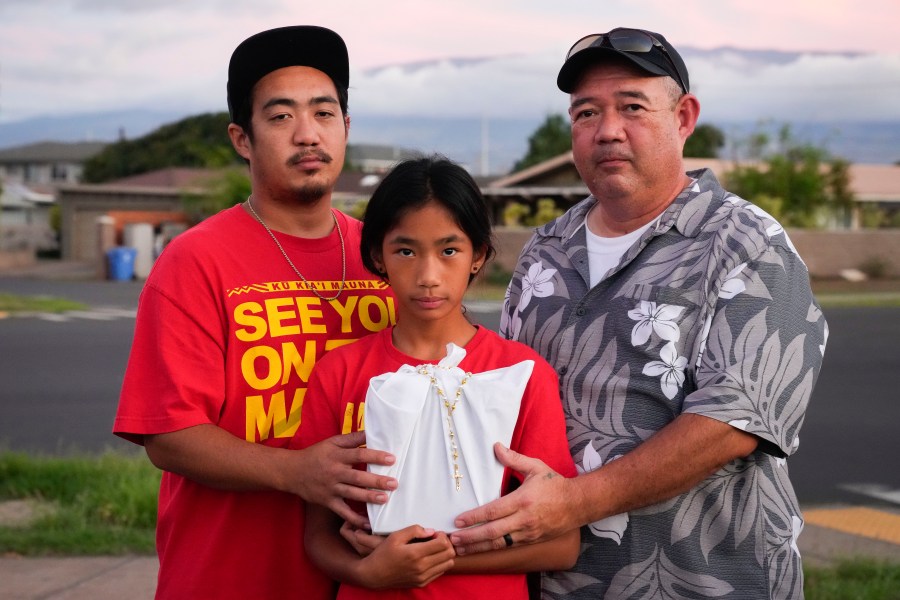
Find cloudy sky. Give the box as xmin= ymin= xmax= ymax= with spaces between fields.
xmin=1 ymin=0 xmax=899 ymax=126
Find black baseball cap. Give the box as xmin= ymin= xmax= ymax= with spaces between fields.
xmin=227 ymin=25 xmax=349 ymax=122
xmin=557 ymin=28 xmax=689 ymax=94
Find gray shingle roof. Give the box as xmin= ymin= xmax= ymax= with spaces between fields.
xmin=0 ymin=141 xmax=108 ymax=163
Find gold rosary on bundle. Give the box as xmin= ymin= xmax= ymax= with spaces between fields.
xmin=417 ymin=365 xmax=472 ymax=492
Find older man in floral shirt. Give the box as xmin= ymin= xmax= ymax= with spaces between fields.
xmin=451 ymin=28 xmax=827 ymax=599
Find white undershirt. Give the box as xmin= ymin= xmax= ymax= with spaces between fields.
xmin=585 ymin=219 xmax=654 ymax=287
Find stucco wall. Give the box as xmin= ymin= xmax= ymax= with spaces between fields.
xmin=789 ymin=229 xmax=900 ymax=278
xmin=493 ymin=227 xmax=900 ymax=279
xmin=57 ymin=186 xmax=187 ymax=261
xmin=0 ymin=249 xmax=35 ymax=270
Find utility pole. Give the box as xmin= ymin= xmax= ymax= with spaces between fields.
xmin=480 ymin=113 xmax=490 ymax=176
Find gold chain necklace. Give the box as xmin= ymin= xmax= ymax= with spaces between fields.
xmin=417 ymin=365 xmax=472 ymax=492
xmin=245 ymin=196 xmax=346 ymax=301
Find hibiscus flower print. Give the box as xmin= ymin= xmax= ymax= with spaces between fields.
xmin=642 ymin=342 xmax=688 ymax=400
xmin=504 ymin=309 xmax=523 ymax=341
xmin=579 ymin=442 xmax=629 ymax=544
xmin=719 ymin=263 xmax=748 ymax=300
xmin=627 ymin=301 xmax=684 ymax=346
xmin=518 ymin=261 xmax=557 ymax=311
xmin=790 ymin=515 xmax=803 ymax=557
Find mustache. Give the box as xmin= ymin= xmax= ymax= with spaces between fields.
xmin=592 ymin=149 xmax=632 ymax=162
xmin=288 ymin=150 xmax=333 ymax=166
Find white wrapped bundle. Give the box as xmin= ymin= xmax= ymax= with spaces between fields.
xmin=364 ymin=343 xmax=532 ymax=534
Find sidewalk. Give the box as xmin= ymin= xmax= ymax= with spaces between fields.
xmin=1 ymin=555 xmax=157 ymax=600
xmin=2 ymin=510 xmax=898 ymax=600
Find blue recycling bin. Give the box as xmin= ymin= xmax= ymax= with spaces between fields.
xmin=107 ymin=246 xmax=137 ymax=281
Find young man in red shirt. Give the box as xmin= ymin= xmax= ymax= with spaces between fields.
xmin=114 ymin=26 xmax=397 ymax=599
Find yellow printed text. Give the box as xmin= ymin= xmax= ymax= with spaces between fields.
xmin=341 ymin=402 xmax=365 ymax=435
xmin=233 ymin=295 xmax=396 ymax=341
xmin=245 ymin=388 xmax=305 ymax=442
xmin=241 ymin=340 xmax=317 ymax=390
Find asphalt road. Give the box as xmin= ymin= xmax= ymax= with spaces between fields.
xmin=787 ymin=305 xmax=900 ymax=507
xmin=0 ymin=276 xmax=897 ymax=508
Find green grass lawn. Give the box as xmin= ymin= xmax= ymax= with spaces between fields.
xmin=804 ymin=559 xmax=900 ymax=600
xmin=0 ymin=293 xmax=87 ymax=314
xmin=0 ymin=452 xmax=159 ymax=555
xmin=1 ymin=452 xmax=897 ymax=598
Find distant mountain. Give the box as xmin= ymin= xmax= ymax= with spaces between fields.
xmin=714 ymin=121 xmax=900 ymax=165
xmin=1 ymin=45 xmax=898 ymax=173
xmin=362 ymin=55 xmax=511 ymax=76
xmin=360 ymin=47 xmax=864 ymax=75
xmin=0 ymin=109 xmax=185 ymax=148
xmin=352 ymin=115 xmax=900 ymax=172
xmin=681 ymin=46 xmax=863 ymax=66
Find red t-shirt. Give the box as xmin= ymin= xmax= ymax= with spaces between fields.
xmin=297 ymin=326 xmax=576 ymax=600
xmin=114 ymin=205 xmax=395 ymax=600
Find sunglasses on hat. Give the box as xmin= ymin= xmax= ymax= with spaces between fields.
xmin=566 ymin=28 xmax=688 ymax=94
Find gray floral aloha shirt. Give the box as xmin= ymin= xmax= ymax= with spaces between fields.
xmin=500 ymin=169 xmax=828 ymax=599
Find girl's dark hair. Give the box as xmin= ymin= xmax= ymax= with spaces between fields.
xmin=361 ymin=155 xmax=496 ymax=284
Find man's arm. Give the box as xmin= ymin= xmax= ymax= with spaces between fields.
xmin=451 ymin=413 xmax=756 ymax=554
xmin=451 ymin=527 xmax=579 ymax=573
xmin=144 ymin=424 xmax=397 ymax=527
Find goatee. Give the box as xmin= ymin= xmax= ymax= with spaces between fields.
xmin=293 ymin=184 xmax=329 ymax=205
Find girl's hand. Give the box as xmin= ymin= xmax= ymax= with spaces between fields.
xmin=357 ymin=524 xmax=457 ymax=589
xmin=340 ymin=521 xmax=383 ymax=557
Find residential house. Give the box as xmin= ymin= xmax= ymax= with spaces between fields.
xmin=0 ymin=141 xmax=108 ymax=262
xmin=56 ymin=165 xmax=400 ymax=263
xmin=0 ymin=141 xmax=107 ymax=187
xmin=483 ymin=154 xmax=900 ymax=228
xmin=56 ymin=167 xmax=207 ymax=262
xmin=53 ymin=147 xmax=900 ymax=278
xmin=0 ymin=180 xmax=55 ymax=227
xmin=482 ymin=153 xmax=900 ymax=278
xmin=0 ymin=180 xmax=57 ymax=260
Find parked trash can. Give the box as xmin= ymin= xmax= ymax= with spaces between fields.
xmin=107 ymin=247 xmax=137 ymax=281
xmin=123 ymin=223 xmax=155 ymax=280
